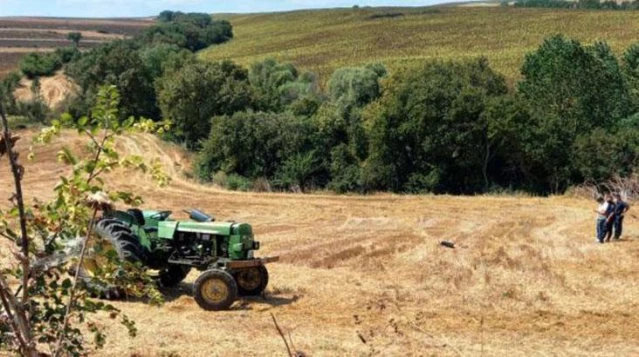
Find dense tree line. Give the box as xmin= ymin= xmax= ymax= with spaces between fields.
xmin=3 ymin=12 xmax=639 ymax=195
xmin=194 ymin=35 xmax=639 ymax=195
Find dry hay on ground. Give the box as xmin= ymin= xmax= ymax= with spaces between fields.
xmin=13 ymin=71 xmax=79 ymax=108
xmin=0 ymin=130 xmax=638 ymax=356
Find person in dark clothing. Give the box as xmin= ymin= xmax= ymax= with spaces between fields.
xmin=612 ymin=193 xmax=630 ymax=240
xmin=604 ymin=194 xmax=616 ymax=242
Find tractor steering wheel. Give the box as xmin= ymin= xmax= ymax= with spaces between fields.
xmin=150 ymin=210 xmax=172 ymax=221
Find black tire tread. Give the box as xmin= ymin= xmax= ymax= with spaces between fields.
xmin=78 ymin=218 xmax=145 ymax=299
xmin=193 ymin=269 xmax=237 ymax=311
xmin=235 ymin=265 xmax=269 ymax=296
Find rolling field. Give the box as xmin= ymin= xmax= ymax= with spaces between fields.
xmin=0 ymin=17 xmax=152 ymax=78
xmin=1 ymin=130 xmax=638 ymax=356
xmin=202 ymin=6 xmax=639 ymax=83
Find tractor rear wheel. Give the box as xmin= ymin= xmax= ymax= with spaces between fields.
xmin=159 ymin=265 xmax=191 ymax=287
xmin=78 ymin=219 xmax=145 ymax=299
xmin=235 ymin=265 xmax=269 ymax=296
xmin=193 ymin=269 xmax=237 ymax=311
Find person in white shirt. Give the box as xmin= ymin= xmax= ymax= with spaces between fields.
xmin=594 ymin=195 xmax=609 ymax=244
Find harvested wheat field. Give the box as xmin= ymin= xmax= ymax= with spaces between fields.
xmin=1 ymin=130 xmax=639 ymax=356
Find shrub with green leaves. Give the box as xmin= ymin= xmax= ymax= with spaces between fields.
xmin=20 ymin=52 xmax=62 ymax=79
xmin=195 ymin=111 xmax=318 ymax=190
xmin=0 ymin=85 xmax=169 ymax=356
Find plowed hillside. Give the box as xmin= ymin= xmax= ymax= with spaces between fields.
xmin=1 ymin=130 xmax=638 ymax=356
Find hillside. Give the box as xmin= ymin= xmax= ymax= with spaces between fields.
xmin=0 ymin=129 xmax=638 ymax=356
xmin=0 ymin=17 xmax=152 ymax=78
xmin=202 ymin=6 xmax=639 ymax=83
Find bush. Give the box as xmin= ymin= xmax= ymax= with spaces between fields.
xmin=142 ymin=12 xmax=233 ymax=51
xmin=195 ymin=111 xmax=317 ymax=185
xmin=54 ymin=47 xmax=80 ymax=64
xmin=20 ymin=52 xmax=61 ymax=78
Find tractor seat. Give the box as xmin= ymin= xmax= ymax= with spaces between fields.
xmin=127 ymin=208 xmax=145 ymax=226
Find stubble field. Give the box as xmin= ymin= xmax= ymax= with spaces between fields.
xmin=0 ymin=17 xmax=152 ymax=78
xmin=0 ymin=130 xmax=637 ymax=356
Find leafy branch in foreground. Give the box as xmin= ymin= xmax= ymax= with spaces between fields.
xmin=0 ymin=85 xmax=170 ymax=356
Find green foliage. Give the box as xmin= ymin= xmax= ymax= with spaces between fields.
xmin=142 ymin=11 xmax=233 ymax=51
xmin=623 ymin=43 xmax=639 ymax=108
xmin=139 ymin=43 xmax=194 ymax=79
xmin=0 ymin=71 xmax=21 ymax=114
xmin=249 ymin=58 xmax=320 ymax=113
xmin=156 ymin=60 xmax=252 ymax=149
xmin=328 ymin=63 xmax=387 ymax=111
xmin=66 ymin=40 xmax=158 ymax=120
xmin=60 ymin=11 xmax=233 ymax=121
xmin=20 ymin=52 xmax=62 ymax=79
xmin=195 ymin=111 xmax=317 ymax=190
xmin=517 ymin=35 xmax=634 ymax=192
xmin=219 ymin=172 xmax=253 ymax=191
xmin=67 ymin=32 xmax=83 ymax=47
xmin=0 ymin=85 xmax=169 ymax=356
xmin=365 ymin=58 xmax=507 ymax=193
xmin=55 ymin=46 xmax=81 ymax=64
xmin=573 ymin=128 xmax=639 ymax=182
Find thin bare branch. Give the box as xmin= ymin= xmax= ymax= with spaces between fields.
xmin=0 ymin=279 xmax=27 ymax=350
xmin=271 ymin=313 xmax=293 ymax=357
xmin=0 ymin=91 xmax=34 ymax=354
xmin=54 ymin=207 xmax=99 ymax=357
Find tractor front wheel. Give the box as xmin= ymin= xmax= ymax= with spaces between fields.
xmin=193 ymin=269 xmax=237 ymax=311
xmin=234 ymin=265 xmax=269 ymax=296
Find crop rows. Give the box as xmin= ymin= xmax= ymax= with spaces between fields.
xmin=203 ymin=6 xmax=639 ymax=84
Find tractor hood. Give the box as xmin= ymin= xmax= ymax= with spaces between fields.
xmin=157 ymin=221 xmax=253 ymax=239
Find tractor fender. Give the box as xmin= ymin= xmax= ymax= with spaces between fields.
xmin=158 ymin=221 xmax=178 ymax=239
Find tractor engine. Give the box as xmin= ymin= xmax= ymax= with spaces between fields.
xmin=156 ymin=215 xmax=260 ymax=268
xmin=174 ymin=232 xmax=225 ymax=258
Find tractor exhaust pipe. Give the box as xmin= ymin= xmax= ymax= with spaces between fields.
xmin=185 ymin=209 xmax=214 ymax=222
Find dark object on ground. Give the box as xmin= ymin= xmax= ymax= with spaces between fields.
xmin=440 ymin=240 xmax=455 ymax=249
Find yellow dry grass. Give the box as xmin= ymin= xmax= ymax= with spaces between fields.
xmin=13 ymin=71 xmax=79 ymax=108
xmin=1 ymin=130 xmax=638 ymax=356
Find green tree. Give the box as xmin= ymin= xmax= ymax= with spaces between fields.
xmin=517 ymin=35 xmax=633 ymax=192
xmin=195 ymin=111 xmax=317 ymax=190
xmin=141 ymin=12 xmax=232 ymax=51
xmin=249 ymin=58 xmax=319 ymax=113
xmin=328 ymin=63 xmax=386 ymax=111
xmin=139 ymin=43 xmax=194 ymax=79
xmin=365 ymin=58 xmax=507 ymax=193
xmin=67 ymin=31 xmax=83 ymax=47
xmin=66 ymin=40 xmax=158 ymax=120
xmin=156 ymin=60 xmax=252 ymax=148
xmin=623 ymin=43 xmax=639 ymax=109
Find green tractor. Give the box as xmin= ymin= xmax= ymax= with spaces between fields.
xmin=79 ymin=208 xmax=278 ymax=311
